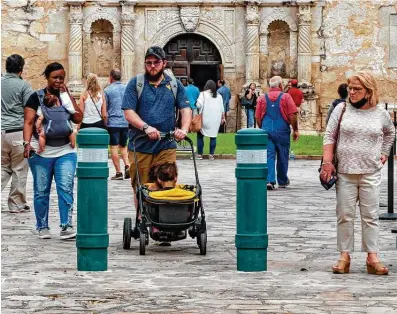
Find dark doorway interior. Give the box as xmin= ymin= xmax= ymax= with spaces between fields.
xmin=190 ymin=64 xmax=218 ymax=91
xmin=164 ymin=34 xmax=222 ymax=90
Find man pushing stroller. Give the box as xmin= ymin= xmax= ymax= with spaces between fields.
xmin=121 ymin=46 xmax=192 ymax=245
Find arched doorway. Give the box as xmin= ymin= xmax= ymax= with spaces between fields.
xmin=163 ymin=34 xmax=222 ymax=90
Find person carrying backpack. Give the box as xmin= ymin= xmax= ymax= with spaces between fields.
xmin=121 ymin=46 xmax=191 ymax=244
xmin=23 ymin=62 xmax=83 ymax=240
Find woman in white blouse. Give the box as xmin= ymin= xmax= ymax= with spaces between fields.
xmin=195 ymin=80 xmax=225 ymax=160
xmin=321 ymin=71 xmax=395 ymax=275
xmin=79 ymin=73 xmax=107 ymax=129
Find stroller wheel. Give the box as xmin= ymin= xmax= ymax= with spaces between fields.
xmin=123 ymin=218 xmax=132 ymax=249
xmin=199 ymin=231 xmax=207 ymax=255
xmin=139 ymin=232 xmax=146 ymax=255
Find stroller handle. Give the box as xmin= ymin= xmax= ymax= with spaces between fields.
xmin=132 ymin=131 xmax=201 ymax=190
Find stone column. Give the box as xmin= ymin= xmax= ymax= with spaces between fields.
xmin=121 ymin=2 xmax=136 ymax=82
xmin=244 ymin=1 xmax=260 ymax=87
xmin=297 ymin=5 xmax=312 ymax=83
xmin=68 ymin=3 xmax=84 ymax=95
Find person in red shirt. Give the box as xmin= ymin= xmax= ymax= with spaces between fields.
xmin=256 ymin=76 xmax=299 ymax=190
xmin=287 ymin=79 xmax=303 ymax=108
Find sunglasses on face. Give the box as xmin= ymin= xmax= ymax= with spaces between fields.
xmin=347 ymin=86 xmax=364 ymax=93
xmin=144 ymin=60 xmax=163 ymax=67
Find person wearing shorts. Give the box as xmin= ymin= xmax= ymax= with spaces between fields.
xmin=104 ymin=69 xmax=130 ymax=180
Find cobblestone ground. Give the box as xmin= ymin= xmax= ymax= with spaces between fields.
xmin=2 ymin=159 xmax=397 ymax=314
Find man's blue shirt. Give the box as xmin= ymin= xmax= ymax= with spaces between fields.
xmin=184 ymin=84 xmax=200 ymax=109
xmin=121 ymin=74 xmax=189 ymax=154
xmin=217 ymin=85 xmax=231 ymax=112
xmin=104 ymin=81 xmax=128 ymax=128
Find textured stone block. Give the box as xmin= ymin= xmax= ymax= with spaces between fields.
xmin=39 ymin=34 xmax=56 ymax=42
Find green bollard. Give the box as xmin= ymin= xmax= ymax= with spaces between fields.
xmin=76 ymin=128 xmax=109 ymax=271
xmin=235 ymin=129 xmax=268 ymax=272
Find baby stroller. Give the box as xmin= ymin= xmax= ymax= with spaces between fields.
xmin=122 ymin=132 xmax=207 ymax=255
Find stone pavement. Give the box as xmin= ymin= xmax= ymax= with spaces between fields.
xmin=1 ymin=159 xmax=397 ymax=314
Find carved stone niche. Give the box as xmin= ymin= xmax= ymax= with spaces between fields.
xmin=268 ymin=20 xmax=290 ymax=78
xmin=89 ymin=19 xmax=114 ymax=77
xmin=83 ymin=12 xmax=121 ymax=87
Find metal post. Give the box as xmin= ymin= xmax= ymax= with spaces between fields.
xmin=380 ymin=109 xmax=397 ymax=221
xmin=76 ymin=128 xmax=109 ymax=271
xmin=235 ymin=129 xmax=268 ymax=271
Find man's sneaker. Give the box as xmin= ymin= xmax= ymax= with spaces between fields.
xmin=33 ymin=228 xmax=51 ymax=239
xmin=279 ymin=179 xmax=290 ymax=188
xmin=124 ymin=165 xmax=130 ymax=179
xmin=209 ymin=154 xmax=215 ymax=160
xmin=111 ymin=172 xmax=123 ymax=180
xmin=190 ymin=154 xmax=203 ymax=160
xmin=267 ymin=183 xmax=276 ymax=190
xmin=60 ymin=227 xmax=76 ymax=240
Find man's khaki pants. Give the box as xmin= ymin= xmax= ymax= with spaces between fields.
xmin=1 ymin=131 xmax=29 ymax=211
xmin=335 ymin=171 xmax=381 ymax=253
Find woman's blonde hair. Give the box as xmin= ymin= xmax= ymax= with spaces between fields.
xmin=347 ymin=71 xmax=379 ymax=107
xmin=85 ymin=73 xmax=102 ymax=96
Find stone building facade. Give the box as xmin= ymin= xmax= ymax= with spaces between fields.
xmin=2 ymin=0 xmax=397 ymax=133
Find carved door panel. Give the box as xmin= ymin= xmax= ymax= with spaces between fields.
xmin=164 ymin=34 xmax=222 ymax=88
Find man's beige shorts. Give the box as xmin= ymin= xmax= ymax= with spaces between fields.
xmin=128 ymin=149 xmax=176 ymax=189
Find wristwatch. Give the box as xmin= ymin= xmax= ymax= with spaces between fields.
xmin=142 ymin=123 xmax=149 ymax=132
xmin=22 ymin=141 xmax=30 ymax=147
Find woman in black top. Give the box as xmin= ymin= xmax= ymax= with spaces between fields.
xmin=23 ymin=62 xmax=83 ymax=240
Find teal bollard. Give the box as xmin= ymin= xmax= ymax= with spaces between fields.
xmin=76 ymin=128 xmax=109 ymax=271
xmin=235 ymin=129 xmax=268 ymax=272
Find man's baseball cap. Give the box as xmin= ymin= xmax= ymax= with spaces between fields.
xmin=145 ymin=46 xmax=166 ymax=60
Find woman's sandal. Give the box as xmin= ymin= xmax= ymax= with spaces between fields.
xmin=332 ymin=256 xmax=351 ymax=274
xmin=366 ymin=259 xmax=389 ymax=275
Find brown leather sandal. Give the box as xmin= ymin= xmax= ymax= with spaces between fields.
xmin=332 ymin=255 xmax=351 ymax=274
xmin=366 ymin=259 xmax=388 ymax=275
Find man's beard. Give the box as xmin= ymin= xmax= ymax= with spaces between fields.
xmin=145 ymin=68 xmax=164 ymax=82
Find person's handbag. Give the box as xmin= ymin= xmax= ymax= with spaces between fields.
xmin=240 ymin=95 xmax=253 ymax=108
xmin=318 ymin=103 xmax=346 ymax=190
xmin=189 ymin=92 xmax=204 ymax=133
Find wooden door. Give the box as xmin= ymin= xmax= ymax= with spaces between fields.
xmin=164 ymin=34 xmax=222 ymax=86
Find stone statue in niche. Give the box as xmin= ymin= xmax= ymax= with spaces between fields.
xmin=89 ymin=19 xmax=114 ymax=77
xmin=267 ymin=20 xmax=290 ymax=78
xmin=271 ymin=60 xmax=286 ymax=77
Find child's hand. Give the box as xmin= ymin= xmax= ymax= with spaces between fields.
xmin=59 ymin=84 xmax=67 ymax=93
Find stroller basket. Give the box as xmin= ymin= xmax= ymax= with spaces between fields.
xmin=144 ymin=201 xmax=195 ymax=224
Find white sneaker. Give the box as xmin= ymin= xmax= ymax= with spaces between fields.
xmin=60 ymin=226 xmax=76 ymax=240
xmin=33 ymin=228 xmax=51 ymax=239
xmin=209 ymin=154 xmax=215 ymax=160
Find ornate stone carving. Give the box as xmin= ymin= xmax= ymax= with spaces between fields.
xmin=121 ymin=12 xmax=135 ymax=25
xmin=298 ymin=25 xmax=311 ymax=54
xmin=200 ymin=9 xmax=223 ymax=26
xmin=260 ymin=8 xmax=298 ymax=33
xmin=245 ymin=2 xmax=260 ymax=25
xmin=260 ymin=35 xmax=268 ymax=55
xmin=224 ymin=10 xmax=235 ymax=42
xmin=158 ymin=9 xmax=179 ymax=29
xmin=83 ymin=12 xmax=121 ymax=33
xmin=179 ymin=7 xmax=200 ymax=32
xmin=146 ymin=10 xmax=158 ymax=38
xmin=83 ymin=32 xmax=90 ymax=79
xmin=246 ymin=25 xmax=259 ymax=54
xmin=298 ymin=5 xmax=311 ymax=25
xmin=69 ymin=23 xmax=82 ymax=52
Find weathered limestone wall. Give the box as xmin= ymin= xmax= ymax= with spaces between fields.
xmin=1 ymin=0 xmax=69 ymax=90
xmin=316 ymin=0 xmax=397 ymax=129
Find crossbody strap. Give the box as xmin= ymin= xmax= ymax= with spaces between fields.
xmin=88 ymin=92 xmax=102 ymax=119
xmin=333 ymin=103 xmax=347 ymax=156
